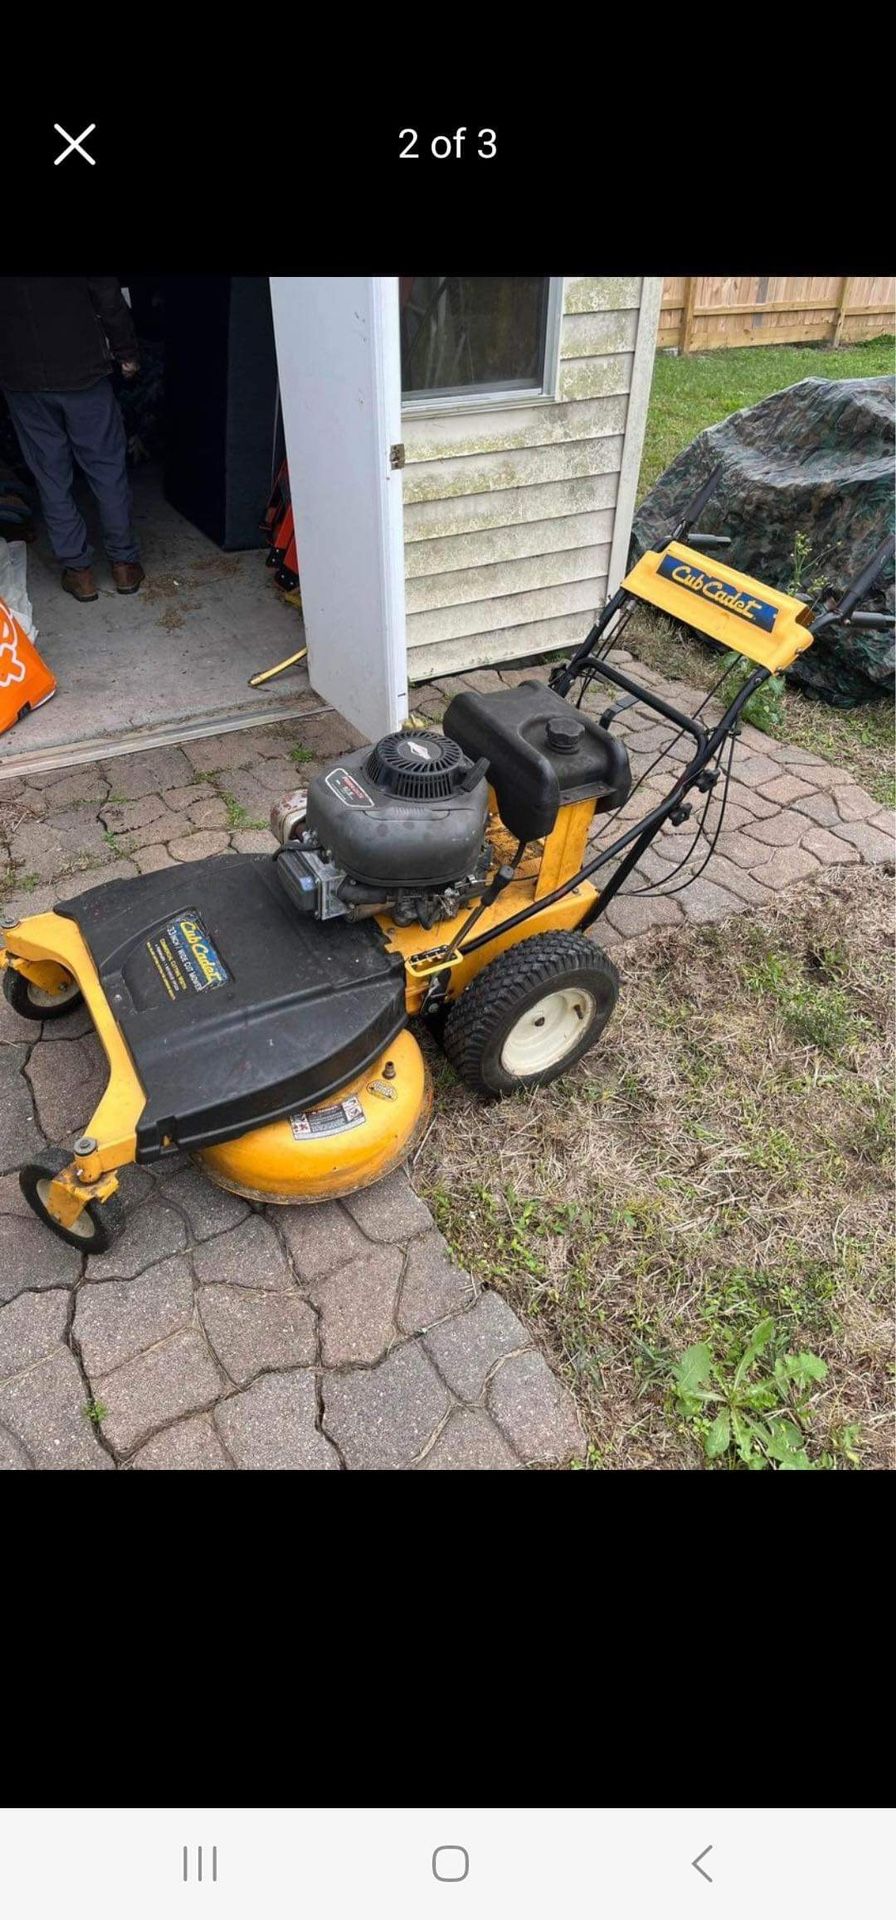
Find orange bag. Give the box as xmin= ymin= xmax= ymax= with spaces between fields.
xmin=0 ymin=596 xmax=56 ymax=737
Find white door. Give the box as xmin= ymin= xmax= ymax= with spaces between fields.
xmin=269 ymin=276 xmax=407 ymax=742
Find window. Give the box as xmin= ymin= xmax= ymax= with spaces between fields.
xmin=400 ymin=276 xmax=562 ymax=411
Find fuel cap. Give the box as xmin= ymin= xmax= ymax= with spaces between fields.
xmin=546 ymin=716 xmax=585 ymax=753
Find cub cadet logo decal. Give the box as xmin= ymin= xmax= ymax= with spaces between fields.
xmin=175 ymin=917 xmax=229 ymax=988
xmin=657 ymin=554 xmax=778 ymax=633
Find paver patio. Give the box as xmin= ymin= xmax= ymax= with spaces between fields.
xmin=1 ymin=651 xmax=892 ymax=1470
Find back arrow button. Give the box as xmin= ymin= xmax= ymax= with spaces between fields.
xmin=692 ymin=1846 xmax=713 ymax=1883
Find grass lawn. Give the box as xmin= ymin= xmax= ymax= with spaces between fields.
xmin=416 ymin=864 xmax=894 ymax=1471
xmin=631 ymin=338 xmax=896 ymax=805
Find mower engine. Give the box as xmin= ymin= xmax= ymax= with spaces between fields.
xmin=272 ymin=731 xmax=492 ymax=929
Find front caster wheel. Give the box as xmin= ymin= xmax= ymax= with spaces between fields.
xmin=443 ymin=931 xmax=620 ymax=1098
xmin=3 ymin=964 xmax=83 ymax=1022
xmin=19 ymin=1151 xmax=124 ymax=1253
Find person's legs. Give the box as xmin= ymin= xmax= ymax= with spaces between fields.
xmin=62 ymin=378 xmax=140 ymax=566
xmin=3 ymin=389 xmax=92 ymax=568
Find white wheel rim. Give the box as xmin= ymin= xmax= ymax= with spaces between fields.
xmin=26 ymin=978 xmax=79 ymax=1011
xmin=36 ymin=1176 xmax=96 ymax=1240
xmin=500 ymin=986 xmax=596 ymax=1076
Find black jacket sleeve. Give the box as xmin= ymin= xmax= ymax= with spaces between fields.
xmin=86 ymin=278 xmax=139 ymax=363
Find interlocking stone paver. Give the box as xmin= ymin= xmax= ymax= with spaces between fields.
xmin=0 ymin=993 xmax=34 ymax=1044
xmin=215 ymin=1369 xmax=338 ymax=1471
xmin=25 ymin=1034 xmax=105 ymax=1142
xmin=308 ymin=1243 xmax=402 ymax=1366
xmin=801 ymin=827 xmax=860 ymax=865
xmin=729 ymin=751 xmax=781 ymax=786
xmin=713 ymin=830 xmax=775 ymax=869
xmin=829 ymin=819 xmax=895 ymax=864
xmin=160 ymin=1165 xmax=249 ymax=1240
xmin=723 ymin=782 xmax=779 ymax=820
xmin=831 ymin=785 xmax=878 ymax=823
xmin=870 ymin=808 xmax=896 ymax=839
xmin=96 ymin=1329 xmax=225 ymax=1455
xmin=0 ymin=1047 xmax=49 ymax=1177
xmin=132 ymin=1413 xmax=233 ymax=1470
xmin=101 ymin=794 xmax=172 ymax=835
xmin=32 ymin=1004 xmax=93 ymax=1042
xmin=0 ymin=1215 xmax=81 ymax=1302
xmin=231 ymin=830 xmax=277 ymax=854
xmin=0 ymin=1424 xmax=32 ymax=1469
xmin=423 ymin=1290 xmax=531 ymax=1401
xmin=192 ymin=1215 xmax=293 ymax=1291
xmin=162 ymin=782 xmax=209 ymax=812
xmin=184 ymin=734 xmax=259 ymax=775
xmin=188 ymin=797 xmax=231 ymax=831
xmin=277 ymin=1199 xmax=369 ymax=1280
xmin=604 ymin=893 xmax=684 ymax=937
xmin=678 ymin=878 xmax=744 ymax=924
xmin=0 ymin=1288 xmax=69 ymax=1378
xmin=55 ymin=859 xmax=139 ymax=900
xmin=487 ymin=1349 xmax=584 ymax=1465
xmin=343 ymin=1169 xmax=432 ymax=1243
xmin=419 ymin=1406 xmax=520 ymax=1470
xmin=10 ymin=812 xmax=114 ymax=881
xmin=791 ymin=791 xmax=843 ymax=828
xmin=700 ymin=856 xmax=773 ymax=905
xmin=0 ymin=1170 xmax=30 ymax=1214
xmin=0 ymin=1348 xmax=112 ymax=1468
xmin=167 ymin=829 xmax=231 ymax=862
xmin=746 ymin=811 xmax=810 ymax=847
xmin=101 ymin=745 xmax=193 ymax=798
xmin=397 ymin=1229 xmax=475 ymax=1333
xmin=86 ymin=1195 xmax=189 ymax=1280
xmin=199 ymin=1285 xmax=317 ymax=1384
xmin=74 ymin=1255 xmax=194 ymax=1376
xmin=133 ymin=845 xmax=178 ymax=873
xmin=759 ymin=773 xmax=814 ymax=805
xmin=323 ymin=1341 xmax=449 ymax=1470
xmin=754 ymin=845 xmax=822 ymax=890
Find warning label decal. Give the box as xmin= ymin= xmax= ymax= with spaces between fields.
xmin=324 ymin=768 xmax=374 ymax=809
xmin=145 ymin=912 xmax=231 ymax=1000
xmin=290 ymin=1095 xmax=366 ymax=1139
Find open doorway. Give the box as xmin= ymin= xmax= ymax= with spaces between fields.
xmin=0 ymin=275 xmax=316 ymax=777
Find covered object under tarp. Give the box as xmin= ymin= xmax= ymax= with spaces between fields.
xmin=631 ymin=376 xmax=895 ymax=706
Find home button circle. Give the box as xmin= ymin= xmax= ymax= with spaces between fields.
xmin=432 ymin=1845 xmax=470 ymax=1883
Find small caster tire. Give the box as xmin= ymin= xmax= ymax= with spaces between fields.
xmin=19 ymin=1151 xmax=125 ymax=1253
xmin=3 ymin=964 xmax=84 ymax=1022
xmin=443 ymin=931 xmax=619 ymax=1098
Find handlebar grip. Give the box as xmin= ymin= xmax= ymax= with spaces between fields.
xmin=689 ymin=533 xmax=731 ymax=551
xmin=836 ymin=535 xmax=895 ymax=620
xmin=845 ymin=611 xmax=894 ymax=632
xmin=680 ymin=463 xmax=723 ymax=528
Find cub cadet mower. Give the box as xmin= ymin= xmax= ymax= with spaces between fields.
xmin=2 ymin=469 xmax=892 ymax=1254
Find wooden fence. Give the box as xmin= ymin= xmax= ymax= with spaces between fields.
xmin=660 ymin=276 xmax=895 ymax=353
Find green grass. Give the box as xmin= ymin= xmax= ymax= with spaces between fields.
xmin=638 ymin=336 xmax=895 ymax=500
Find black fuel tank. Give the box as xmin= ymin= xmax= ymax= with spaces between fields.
xmin=305 ymin=737 xmax=489 ymax=889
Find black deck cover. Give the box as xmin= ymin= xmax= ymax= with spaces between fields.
xmin=56 ymin=855 xmax=407 ymax=1159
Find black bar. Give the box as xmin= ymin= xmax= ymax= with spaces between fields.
xmin=835 ymin=535 xmax=894 ymax=622
xmin=583 ymin=658 xmax=708 ymax=747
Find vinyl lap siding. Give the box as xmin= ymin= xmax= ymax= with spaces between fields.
xmin=403 ymin=277 xmax=645 ymax=682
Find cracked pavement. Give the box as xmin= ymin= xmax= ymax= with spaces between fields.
xmin=1 ymin=662 xmax=893 ymax=1470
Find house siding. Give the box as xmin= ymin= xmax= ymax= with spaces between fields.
xmin=403 ymin=276 xmax=657 ymax=682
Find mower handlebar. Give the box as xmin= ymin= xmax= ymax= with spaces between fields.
xmin=677 ymin=462 xmax=723 ymax=531
xmin=844 ymin=610 xmax=894 ymax=632
xmin=687 ymin=533 xmax=731 ymax=552
xmin=834 ymin=535 xmax=894 ymax=621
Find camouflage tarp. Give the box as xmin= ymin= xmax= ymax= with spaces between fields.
xmin=631 ymin=375 xmax=895 ymax=707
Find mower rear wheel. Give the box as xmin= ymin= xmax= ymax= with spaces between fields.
xmin=3 ymin=965 xmax=83 ymax=1022
xmin=443 ymin=931 xmax=619 ymax=1097
xmin=19 ymin=1151 xmax=125 ymax=1253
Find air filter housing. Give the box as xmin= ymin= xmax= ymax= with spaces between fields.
xmin=366 ymin=730 xmax=469 ymax=801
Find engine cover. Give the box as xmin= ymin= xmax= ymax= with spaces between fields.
xmin=305 ymin=734 xmax=489 ymax=889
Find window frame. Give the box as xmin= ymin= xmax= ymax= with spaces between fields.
xmin=400 ymin=276 xmax=565 ymax=418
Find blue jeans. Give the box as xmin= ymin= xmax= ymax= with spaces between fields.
xmin=4 ymin=377 xmax=139 ymax=570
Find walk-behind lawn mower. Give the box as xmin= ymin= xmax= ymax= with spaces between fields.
xmin=3 ymin=470 xmax=892 ymax=1254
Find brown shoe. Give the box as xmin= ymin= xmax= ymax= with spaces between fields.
xmin=61 ymin=565 xmax=98 ymax=603
xmin=112 ymin=561 xmax=145 ymax=595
